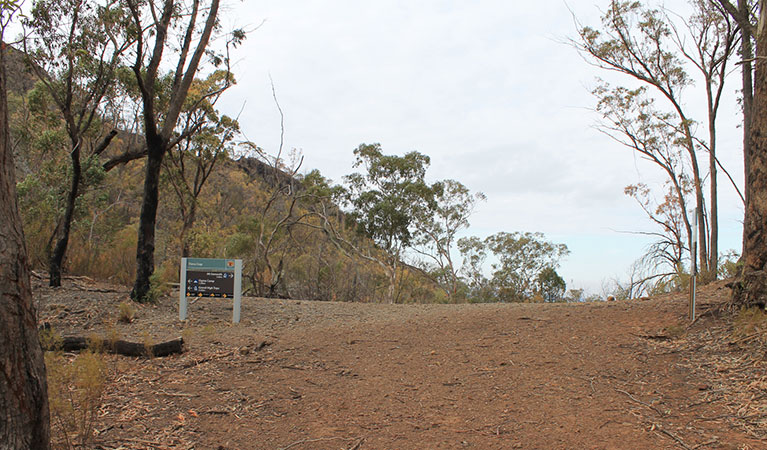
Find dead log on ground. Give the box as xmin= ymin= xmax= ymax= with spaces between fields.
xmin=44 ymin=336 xmax=184 ymax=357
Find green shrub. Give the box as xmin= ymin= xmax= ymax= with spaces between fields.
xmin=46 ymin=351 xmax=107 ymax=449
xmin=117 ymin=301 xmax=136 ymax=323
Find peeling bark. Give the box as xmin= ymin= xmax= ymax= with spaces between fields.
xmin=734 ymin=0 xmax=767 ymax=308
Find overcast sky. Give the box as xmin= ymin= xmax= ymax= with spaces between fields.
xmin=217 ymin=0 xmax=746 ymax=295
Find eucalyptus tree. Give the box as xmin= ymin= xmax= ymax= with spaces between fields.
xmin=0 ymin=2 xmax=50 ymax=447
xmin=574 ymin=0 xmax=740 ymax=281
xmin=670 ymin=0 xmax=739 ymax=273
xmin=413 ymin=179 xmax=485 ymax=299
xmin=124 ymin=0 xmax=242 ymax=301
xmin=716 ymin=0 xmax=758 ymax=210
xmin=457 ymin=236 xmax=493 ymax=301
xmin=537 ymin=267 xmax=567 ymax=302
xmin=163 ymin=71 xmax=240 ymax=257
xmin=624 ymin=182 xmax=690 ymax=291
xmin=724 ymin=0 xmax=767 ymax=307
xmin=486 ymin=232 xmax=570 ymax=302
xmin=23 ymin=0 xmax=131 ymax=286
xmin=317 ymin=143 xmax=438 ymax=303
xmin=456 ymin=232 xmax=569 ymax=302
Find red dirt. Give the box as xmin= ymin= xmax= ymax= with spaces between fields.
xmin=37 ymin=277 xmax=767 ymax=449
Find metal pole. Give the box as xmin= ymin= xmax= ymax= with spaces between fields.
xmin=179 ymin=257 xmax=188 ymax=321
xmin=233 ymin=259 xmax=242 ymax=324
xmin=689 ymin=209 xmax=698 ymax=322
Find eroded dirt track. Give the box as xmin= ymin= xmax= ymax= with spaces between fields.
xmin=38 ymin=280 xmax=766 ymax=449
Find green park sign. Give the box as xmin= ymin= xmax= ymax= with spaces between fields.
xmin=179 ymin=257 xmax=242 ymax=323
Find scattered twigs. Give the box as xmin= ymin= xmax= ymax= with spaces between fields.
xmin=279 ymin=436 xmax=363 ymax=450
xmin=728 ymin=332 xmax=762 ymax=345
xmin=119 ymin=437 xmax=168 ymax=449
xmin=347 ymin=438 xmax=365 ymax=450
xmin=690 ymin=438 xmax=718 ymax=449
xmin=180 ymin=350 xmax=236 ymax=370
xmin=631 ymin=332 xmax=672 ymax=341
xmin=615 ymin=388 xmax=665 ymax=417
xmin=653 ymin=427 xmax=692 ymax=450
xmin=157 ymin=390 xmax=198 ymax=398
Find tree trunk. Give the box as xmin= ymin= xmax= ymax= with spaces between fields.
xmin=386 ymin=269 xmax=396 ymax=304
xmin=733 ymin=0 xmax=767 ymax=308
xmin=49 ymin=140 xmax=81 ymax=287
xmin=740 ymin=0 xmax=754 ymax=256
xmin=0 ymin=36 xmax=51 ymax=449
xmin=128 ymin=0 xmax=220 ymax=302
xmin=693 ymin=163 xmax=710 ymax=277
xmin=131 ymin=138 xmax=165 ymax=302
xmin=180 ymin=203 xmax=196 ymax=258
xmin=709 ymin=110 xmax=719 ymax=282
xmin=385 ymin=258 xmax=398 ymax=304
xmin=674 ymin=107 xmax=709 ymax=277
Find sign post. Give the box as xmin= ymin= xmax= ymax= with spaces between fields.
xmin=180 ymin=257 xmax=242 ymax=323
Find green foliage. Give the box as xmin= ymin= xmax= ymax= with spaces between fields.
xmin=39 ymin=327 xmax=63 ymax=352
xmin=117 ymin=301 xmax=135 ymax=324
xmin=343 ymin=143 xmax=436 ymax=253
xmin=334 ymin=143 xmax=444 ymax=303
xmin=576 ymin=0 xmax=740 ymax=285
xmin=45 ymin=351 xmax=106 ymax=449
xmin=537 ymin=267 xmax=567 ymax=302
xmin=566 ymin=288 xmax=584 ymax=303
xmin=0 ymin=1 xmax=21 ymax=12
xmin=487 ymin=232 xmax=570 ymax=302
xmin=457 ymin=236 xmax=494 ymax=302
xmin=458 ymin=232 xmax=569 ymax=303
xmin=145 ymin=270 xmax=171 ymax=303
xmin=718 ymin=250 xmax=741 ymax=279
xmin=415 ymin=179 xmax=485 ymax=299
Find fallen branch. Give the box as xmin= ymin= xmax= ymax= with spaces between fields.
xmin=691 ymin=438 xmax=719 ymax=449
xmin=654 ymin=427 xmax=692 ymax=450
xmin=728 ymin=332 xmax=762 ymax=345
xmin=615 ymin=388 xmax=665 ymax=417
xmin=279 ymin=436 xmax=361 ymax=450
xmin=70 ymin=281 xmax=119 ymax=293
xmin=44 ymin=336 xmax=184 ymax=357
xmin=631 ymin=332 xmax=672 ymax=341
xmin=347 ymin=438 xmax=365 ymax=450
xmin=119 ymin=437 xmax=168 ymax=449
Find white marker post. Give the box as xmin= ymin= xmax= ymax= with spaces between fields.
xmin=179 ymin=258 xmax=242 ymax=323
xmin=180 ymin=257 xmax=188 ymax=321
xmin=233 ymin=259 xmax=242 ymax=324
xmin=689 ymin=209 xmax=698 ymax=322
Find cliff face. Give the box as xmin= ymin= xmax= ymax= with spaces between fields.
xmin=233 ymin=156 xmax=300 ymax=189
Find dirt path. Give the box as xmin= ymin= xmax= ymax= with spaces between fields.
xmin=38 ymin=279 xmax=765 ymax=449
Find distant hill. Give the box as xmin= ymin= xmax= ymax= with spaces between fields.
xmin=4 ymin=45 xmax=39 ymax=94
